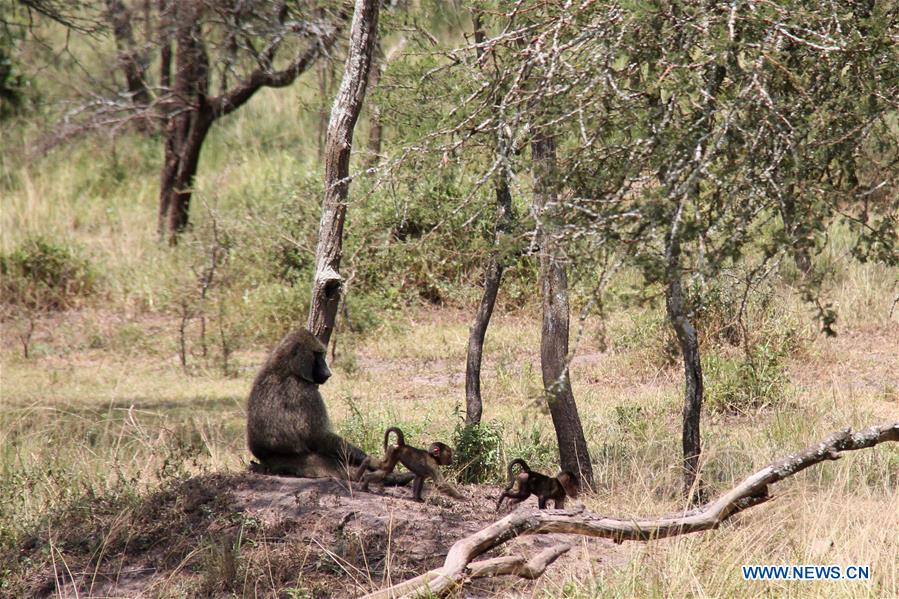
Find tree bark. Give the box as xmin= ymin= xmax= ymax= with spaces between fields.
xmin=157 ymin=1 xmax=209 ymax=241
xmin=158 ymin=0 xmax=172 ymax=90
xmin=463 ymin=12 xmax=514 ymax=426
xmin=665 ymin=219 xmax=705 ymax=502
xmin=307 ymin=0 xmax=380 ymax=346
xmin=532 ymin=133 xmax=594 ymax=489
xmin=105 ymin=0 xmax=150 ymax=107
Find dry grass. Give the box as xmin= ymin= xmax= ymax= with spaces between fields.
xmin=2 ymin=25 xmax=897 ymax=594
xmin=2 ymin=291 xmax=898 ymax=596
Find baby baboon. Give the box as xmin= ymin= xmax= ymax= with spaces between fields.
xmin=355 ymin=427 xmax=464 ymax=501
xmin=246 ymin=327 xmax=369 ymax=479
xmin=495 ymin=458 xmax=579 ymax=510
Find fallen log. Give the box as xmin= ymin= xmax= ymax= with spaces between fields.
xmin=361 ymin=422 xmax=898 ymax=598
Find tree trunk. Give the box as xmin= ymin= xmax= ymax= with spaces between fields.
xmin=105 ymin=0 xmax=150 ymax=108
xmin=155 ymin=1 xmax=346 ymax=244
xmin=465 ymin=254 xmax=502 ymax=425
xmin=308 ymin=0 xmax=380 ymax=346
xmin=158 ymin=0 xmax=172 ymax=90
xmin=531 ymin=133 xmax=594 ymax=489
xmin=465 ymin=150 xmax=514 ymax=425
xmin=665 ymin=236 xmax=705 ymax=503
xmin=158 ymin=109 xmax=212 ymax=239
xmin=157 ymin=1 xmax=208 ymax=242
xmin=463 ymin=10 xmax=515 ymax=426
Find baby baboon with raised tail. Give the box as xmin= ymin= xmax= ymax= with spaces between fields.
xmin=355 ymin=427 xmax=464 ymax=501
xmin=246 ymin=327 xmax=370 ymax=479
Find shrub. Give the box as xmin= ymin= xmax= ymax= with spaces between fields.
xmin=452 ymin=420 xmax=504 ymax=484
xmin=0 ymin=237 xmax=97 ymax=310
xmin=704 ymin=341 xmax=790 ymax=413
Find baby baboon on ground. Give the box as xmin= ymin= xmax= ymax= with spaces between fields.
xmin=496 ymin=458 xmax=579 ymax=510
xmin=246 ymin=327 xmax=373 ymax=479
xmin=355 ymin=427 xmax=464 ymax=501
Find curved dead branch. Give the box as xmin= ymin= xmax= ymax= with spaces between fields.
xmin=361 ymin=422 xmax=898 ymax=598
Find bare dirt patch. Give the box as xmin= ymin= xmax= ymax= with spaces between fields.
xmin=8 ymin=471 xmax=628 ymax=598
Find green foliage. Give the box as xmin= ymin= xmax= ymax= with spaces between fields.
xmin=452 ymin=420 xmax=504 ymax=484
xmin=612 ymin=307 xmax=680 ymax=369
xmin=0 ymin=236 xmax=97 ymax=311
xmin=337 ymin=396 xmax=431 ymax=457
xmin=504 ymin=423 xmax=560 ymax=474
xmin=704 ymin=341 xmax=790 ymax=414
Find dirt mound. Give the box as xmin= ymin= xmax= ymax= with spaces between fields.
xmin=8 ymin=471 xmax=627 ymax=597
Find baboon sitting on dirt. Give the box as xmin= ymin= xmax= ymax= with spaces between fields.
xmin=246 ymin=327 xmax=373 ymax=479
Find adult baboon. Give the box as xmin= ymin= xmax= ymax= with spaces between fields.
xmin=246 ymin=327 xmax=369 ymax=479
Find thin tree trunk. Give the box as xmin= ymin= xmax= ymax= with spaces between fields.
xmin=158 ymin=0 xmax=172 ymax=90
xmin=105 ymin=0 xmax=150 ymax=107
xmin=308 ymin=0 xmax=380 ymax=346
xmin=464 ymin=12 xmax=514 ymax=426
xmin=665 ymin=229 xmax=705 ymax=503
xmin=531 ymin=133 xmax=594 ymax=489
xmin=465 ymin=252 xmax=503 ymax=425
xmin=465 ymin=150 xmax=514 ymax=425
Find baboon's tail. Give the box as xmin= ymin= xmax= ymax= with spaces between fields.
xmin=383 ymin=427 xmax=405 ymax=451
xmin=507 ymin=458 xmax=530 ymax=480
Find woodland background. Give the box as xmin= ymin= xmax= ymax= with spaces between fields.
xmin=1 ymin=0 xmax=898 ymax=596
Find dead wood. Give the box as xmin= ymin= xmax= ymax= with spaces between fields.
xmin=361 ymin=422 xmax=898 ymax=598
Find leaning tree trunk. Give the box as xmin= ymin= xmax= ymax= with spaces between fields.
xmin=463 ymin=13 xmax=514 ymax=425
xmin=531 ymin=133 xmax=594 ymax=488
xmin=464 ymin=175 xmax=513 ymax=425
xmin=158 ymin=110 xmax=212 ymax=239
xmin=308 ymin=0 xmax=381 ymax=346
xmin=665 ymin=232 xmax=705 ymax=503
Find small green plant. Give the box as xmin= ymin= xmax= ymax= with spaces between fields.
xmin=705 ymin=341 xmax=790 ymax=413
xmin=0 ymin=236 xmax=96 ymax=310
xmin=338 ymin=396 xmax=429 ymax=456
xmin=505 ymin=424 xmax=559 ymax=473
xmin=452 ymin=418 xmax=503 ymax=484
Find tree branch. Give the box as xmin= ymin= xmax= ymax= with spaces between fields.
xmin=208 ymin=11 xmax=350 ymax=120
xmin=361 ymin=422 xmax=898 ymax=598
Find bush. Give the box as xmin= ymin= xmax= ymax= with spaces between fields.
xmin=452 ymin=420 xmax=504 ymax=484
xmin=0 ymin=237 xmax=97 ymax=310
xmin=704 ymin=341 xmax=790 ymax=413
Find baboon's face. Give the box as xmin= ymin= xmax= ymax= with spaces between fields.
xmin=429 ymin=442 xmax=454 ymax=466
xmin=558 ymin=471 xmax=580 ymax=498
xmin=287 ymin=331 xmax=331 ymax=385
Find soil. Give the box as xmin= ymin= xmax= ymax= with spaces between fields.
xmin=11 ymin=472 xmax=629 ymax=598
